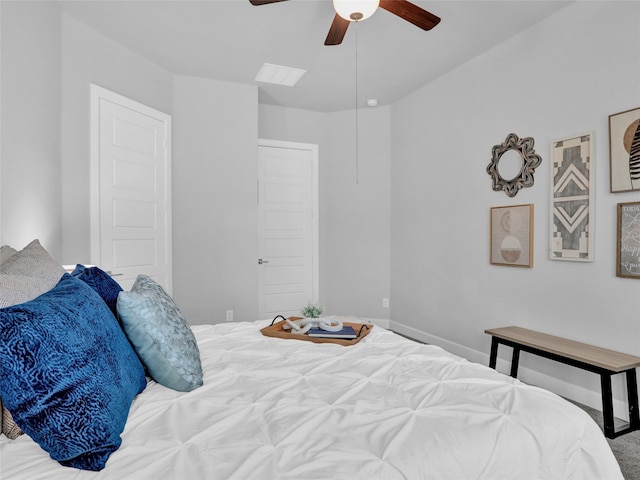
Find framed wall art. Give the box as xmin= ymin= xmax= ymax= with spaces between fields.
xmin=609 ymin=107 xmax=640 ymax=193
xmin=550 ymin=132 xmax=595 ymax=262
xmin=490 ymin=204 xmax=533 ymax=268
xmin=617 ymin=201 xmax=640 ymax=279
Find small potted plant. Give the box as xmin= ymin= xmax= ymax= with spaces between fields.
xmin=301 ymin=303 xmax=323 ymax=320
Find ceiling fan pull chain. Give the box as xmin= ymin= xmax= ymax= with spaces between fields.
xmin=355 ymin=21 xmax=359 ymax=185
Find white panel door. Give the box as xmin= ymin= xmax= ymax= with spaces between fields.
xmin=91 ymin=85 xmax=172 ymax=293
xmin=258 ymin=140 xmax=318 ymax=320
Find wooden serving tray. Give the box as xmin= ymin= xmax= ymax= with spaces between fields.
xmin=260 ymin=317 xmax=373 ymax=346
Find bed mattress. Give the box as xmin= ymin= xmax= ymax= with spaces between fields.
xmin=0 ymin=321 xmax=623 ymax=479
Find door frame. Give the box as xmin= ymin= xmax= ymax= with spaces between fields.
xmin=258 ymin=138 xmax=320 ymax=309
xmin=89 ymin=84 xmax=172 ymax=285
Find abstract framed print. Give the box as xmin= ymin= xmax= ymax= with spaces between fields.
xmin=609 ymin=107 xmax=640 ymax=193
xmin=490 ymin=204 xmax=533 ymax=268
xmin=550 ymin=132 xmax=594 ymax=262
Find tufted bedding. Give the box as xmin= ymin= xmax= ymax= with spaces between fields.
xmin=0 ymin=240 xmax=624 ymax=479
xmin=1 ymin=320 xmax=623 ymax=479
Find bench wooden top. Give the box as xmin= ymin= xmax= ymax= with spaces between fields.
xmin=485 ymin=326 xmax=640 ymax=372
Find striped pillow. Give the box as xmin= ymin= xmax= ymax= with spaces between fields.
xmin=1 ymin=399 xmax=22 ymax=440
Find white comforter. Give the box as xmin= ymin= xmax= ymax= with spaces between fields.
xmin=0 ymin=321 xmax=623 ymax=480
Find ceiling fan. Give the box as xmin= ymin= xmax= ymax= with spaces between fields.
xmin=249 ymin=0 xmax=441 ymax=46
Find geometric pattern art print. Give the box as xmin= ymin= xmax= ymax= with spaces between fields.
xmin=550 ymin=133 xmax=594 ymax=261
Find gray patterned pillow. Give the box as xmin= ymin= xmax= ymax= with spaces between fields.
xmin=0 ymin=240 xmax=65 ymax=308
xmin=117 ymin=275 xmax=203 ymax=392
xmin=0 ymin=245 xmax=17 ymax=264
xmin=0 ymin=274 xmax=59 ymax=308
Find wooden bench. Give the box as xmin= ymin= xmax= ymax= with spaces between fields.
xmin=485 ymin=326 xmax=640 ymax=439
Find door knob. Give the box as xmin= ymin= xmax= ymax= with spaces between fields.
xmin=258 ymin=259 xmax=269 ymax=265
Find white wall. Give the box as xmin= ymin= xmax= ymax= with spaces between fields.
xmin=259 ymin=104 xmax=327 ymax=147
xmin=259 ymin=104 xmax=392 ymax=320
xmin=390 ymin=1 xmax=640 ymax=411
xmin=0 ymin=1 xmax=62 ymax=257
xmin=172 ymin=75 xmax=259 ymax=324
xmin=59 ymin=13 xmax=174 ymax=264
xmin=323 ymin=107 xmax=391 ymax=319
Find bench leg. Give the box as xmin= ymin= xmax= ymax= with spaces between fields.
xmin=488 ymin=338 xmax=520 ymax=378
xmin=601 ymin=373 xmax=615 ymax=438
xmin=510 ymin=347 xmax=520 ymax=378
xmin=626 ymin=369 xmax=640 ymax=430
xmin=489 ymin=337 xmax=499 ymax=369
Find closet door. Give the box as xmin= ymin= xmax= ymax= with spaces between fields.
xmin=90 ymin=85 xmax=173 ymax=292
xmin=257 ymin=140 xmax=318 ymax=319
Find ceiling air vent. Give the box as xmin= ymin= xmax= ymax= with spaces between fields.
xmin=254 ymin=63 xmax=306 ymax=87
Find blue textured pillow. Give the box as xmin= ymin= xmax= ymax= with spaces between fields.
xmin=117 ymin=275 xmax=203 ymax=392
xmin=71 ymin=264 xmax=122 ymax=317
xmin=0 ymin=274 xmax=146 ymax=471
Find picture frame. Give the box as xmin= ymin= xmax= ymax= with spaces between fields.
xmin=549 ymin=132 xmax=595 ymax=262
xmin=490 ymin=204 xmax=534 ymax=268
xmin=609 ymin=107 xmax=640 ymax=193
xmin=616 ymin=201 xmax=640 ymax=279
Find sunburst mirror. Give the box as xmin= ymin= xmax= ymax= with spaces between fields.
xmin=487 ymin=133 xmax=542 ymax=197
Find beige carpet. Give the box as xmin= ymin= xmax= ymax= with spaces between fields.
xmin=569 ymin=399 xmax=640 ymax=480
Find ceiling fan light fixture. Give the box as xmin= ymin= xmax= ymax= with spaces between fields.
xmin=333 ymin=0 xmax=380 ymax=22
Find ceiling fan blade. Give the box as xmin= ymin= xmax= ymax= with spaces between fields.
xmin=379 ymin=0 xmax=441 ymax=30
xmin=249 ymin=0 xmax=288 ymax=5
xmin=324 ymin=14 xmax=350 ymax=46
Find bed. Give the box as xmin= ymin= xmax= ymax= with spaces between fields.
xmin=0 ymin=241 xmax=624 ymax=479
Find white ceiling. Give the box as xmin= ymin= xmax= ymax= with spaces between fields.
xmin=57 ymin=0 xmax=572 ymax=112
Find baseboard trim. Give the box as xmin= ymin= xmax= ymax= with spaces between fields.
xmin=365 ymin=317 xmax=390 ymax=329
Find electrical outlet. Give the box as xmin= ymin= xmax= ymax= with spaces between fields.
xmin=226 ymin=310 xmax=234 ymax=322
xmin=382 ymin=298 xmax=389 ymax=308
